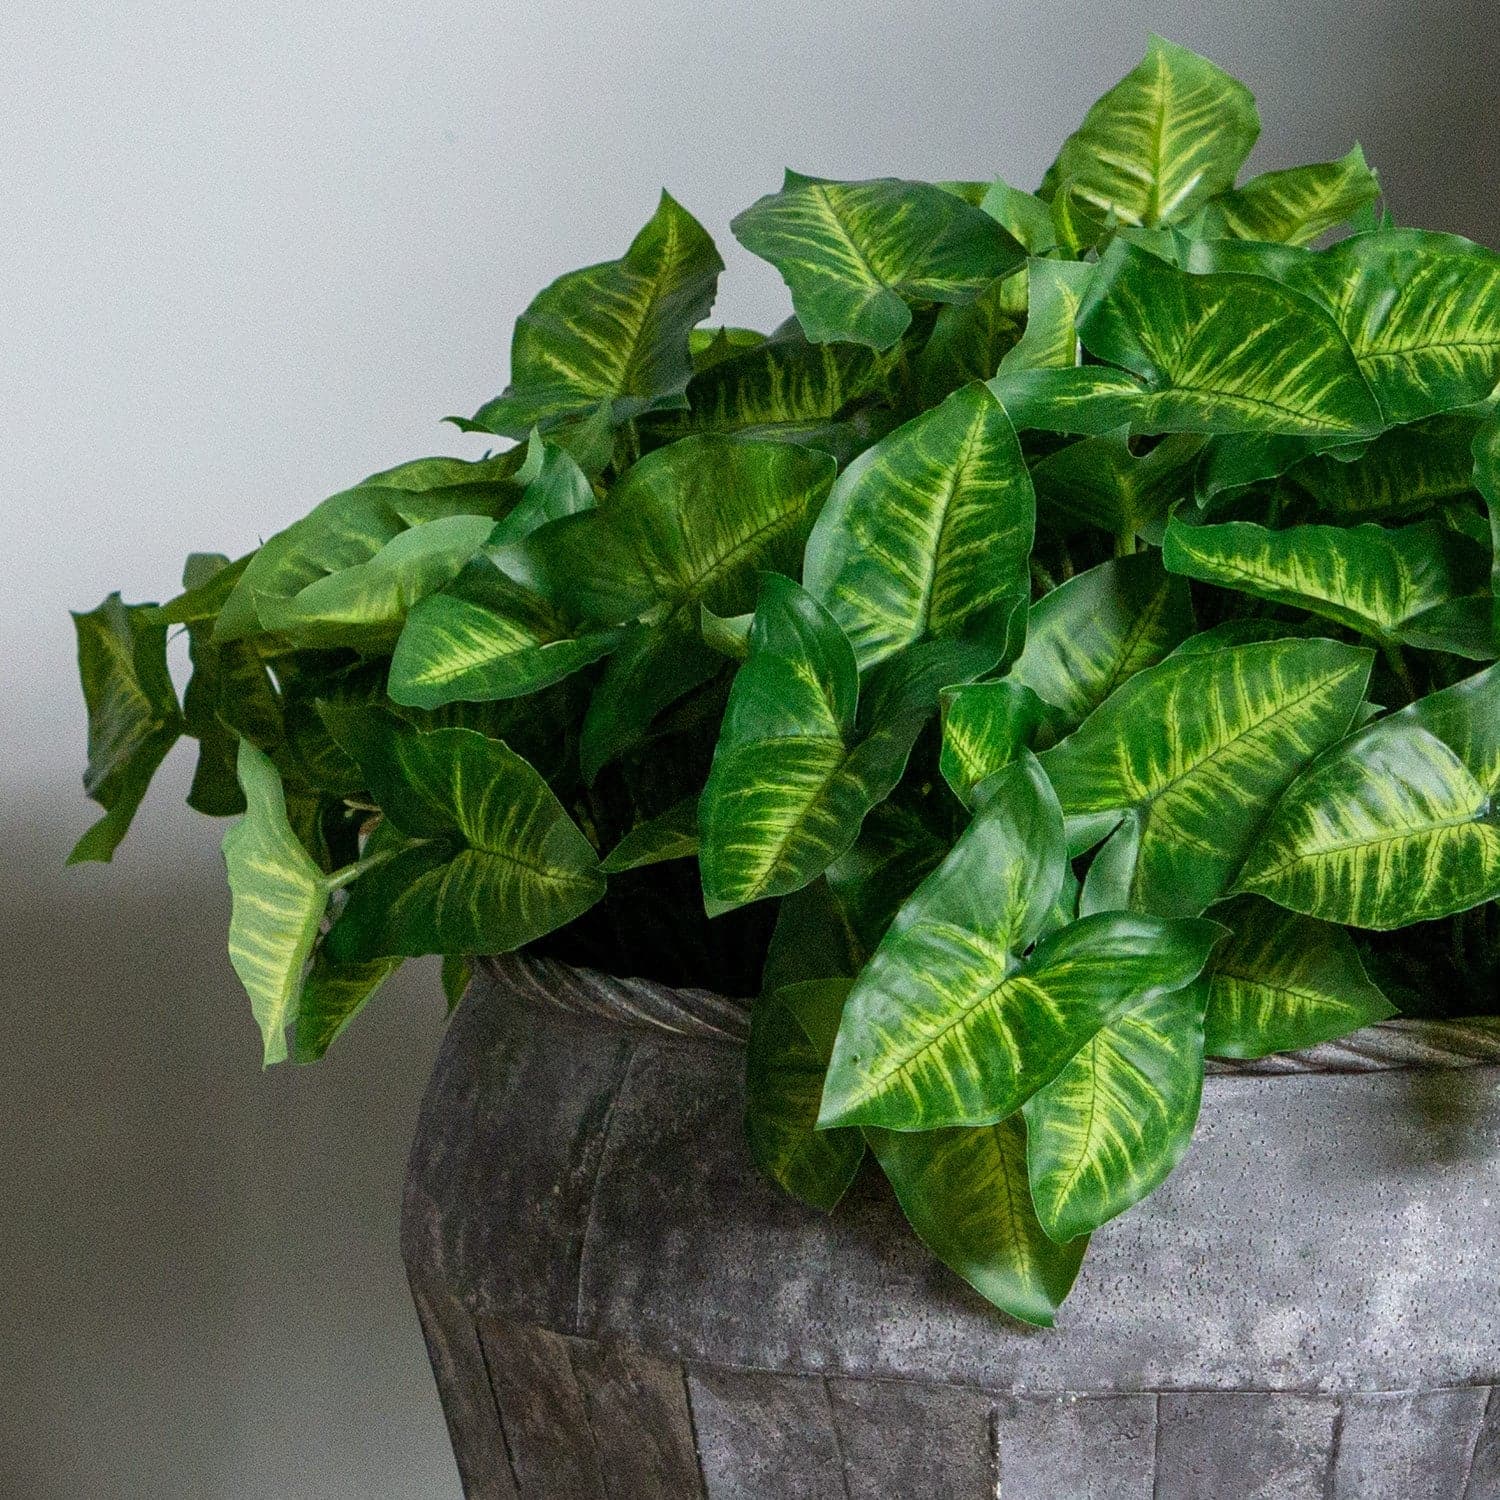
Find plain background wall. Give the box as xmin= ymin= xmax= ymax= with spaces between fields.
xmin=4 ymin=3 xmax=1497 ymax=1495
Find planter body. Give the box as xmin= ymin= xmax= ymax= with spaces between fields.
xmin=403 ymin=957 xmax=1500 ymax=1500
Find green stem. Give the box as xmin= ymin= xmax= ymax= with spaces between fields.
xmin=324 ymin=844 xmax=403 ymax=893
xmin=1381 ymin=641 xmax=1418 ymax=703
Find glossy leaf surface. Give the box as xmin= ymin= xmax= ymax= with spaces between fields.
xmin=1039 ymin=638 xmax=1373 ymax=916
xmin=731 ymin=174 xmax=1025 ymax=349
xmin=1238 ymin=663 xmax=1500 ymax=927
xmin=1205 ymin=145 xmax=1380 ymax=246
xmin=802 ymin=383 xmax=1034 ymax=672
xmin=465 ymin=192 xmax=723 ymax=436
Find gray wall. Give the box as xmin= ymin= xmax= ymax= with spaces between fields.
xmin=5 ymin=2 xmax=1497 ymax=1495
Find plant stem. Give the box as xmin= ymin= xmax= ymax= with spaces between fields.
xmin=1382 ymin=641 xmax=1418 ymax=702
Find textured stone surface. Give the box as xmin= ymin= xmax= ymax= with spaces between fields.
xmin=404 ymin=959 xmax=1500 ymax=1497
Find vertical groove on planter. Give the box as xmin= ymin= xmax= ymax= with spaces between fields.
xmin=1153 ymin=1391 xmax=1339 ymax=1498
xmin=408 ymin=1283 xmax=519 ymax=1500
xmin=824 ymin=1376 xmax=993 ymax=1498
xmin=685 ymin=1365 xmax=850 ymax=1499
xmin=1330 ymin=1388 xmax=1492 ymax=1498
xmin=476 ymin=1317 xmax=607 ymax=1498
xmin=569 ymin=1337 xmax=706 ymax=1499
xmin=1461 ymin=1387 xmax=1500 ymax=1498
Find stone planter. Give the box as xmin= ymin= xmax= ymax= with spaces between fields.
xmin=402 ymin=955 xmax=1500 ymax=1499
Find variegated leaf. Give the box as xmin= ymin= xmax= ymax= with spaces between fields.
xmin=1163 ymin=515 xmax=1494 ymax=658
xmin=994 ymin=260 xmax=1096 ymax=373
xmin=388 ymin=557 xmax=621 ymax=710
xmin=1039 ymin=638 xmax=1374 ymax=917
xmin=223 ymin=741 xmax=337 ymax=1066
xmin=1203 ymin=145 xmax=1380 ymax=246
xmin=731 ymin=172 xmax=1025 ymax=349
xmin=1202 ymin=896 xmax=1394 ymax=1057
xmin=463 ymin=192 xmax=724 ymax=437
xmin=867 ymin=1116 xmax=1087 ymax=1327
xmin=1075 ymin=239 xmax=1384 ymax=438
xmin=802 ymin=383 xmax=1034 ymax=672
xmin=1011 ymin=552 xmax=1195 ymax=734
xmin=987 ymin=366 xmax=1149 ymax=435
xmin=746 ymin=979 xmax=865 ymax=1212
xmin=1471 ymin=415 xmax=1500 ymax=647
xmin=69 ymin=593 xmax=183 ymax=863
xmin=294 ymin=951 xmax=403 ymax=1063
xmin=215 ymin=456 xmax=525 ymax=644
xmin=1022 ymin=979 xmax=1206 ymax=1242
xmin=699 ymin=576 xmax=922 ymax=912
xmin=323 ymin=713 xmax=605 ymax=959
xmin=1237 ymin=662 xmax=1500 ymax=928
xmin=819 ymin=754 xmax=1222 ymax=1130
xmin=1030 ymin=430 xmax=1203 ymax=541
xmin=1040 ymin=36 xmax=1259 ymax=228
xmin=600 ymin=797 xmax=700 ymax=873
xmin=914 ymin=277 xmax=1024 ymax=405
xmin=939 ymin=680 xmax=1053 ymax=806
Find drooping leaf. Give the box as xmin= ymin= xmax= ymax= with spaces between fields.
xmin=1202 ymin=896 xmax=1395 ymax=1056
xmin=69 ymin=593 xmax=183 ymax=863
xmin=601 ymin=796 xmax=701 ymax=872
xmin=1288 ymin=410 xmax=1485 ymax=521
xmin=1040 ymin=36 xmax=1260 ymax=229
xmin=440 ymin=953 xmax=472 ymax=1011
xmin=1022 ymin=979 xmax=1206 ymax=1241
xmin=222 ymin=741 xmax=337 ymax=1066
xmin=1074 ymin=240 xmax=1384 ymax=438
xmin=1204 ymin=145 xmax=1380 ymax=246
xmin=731 ymin=173 xmax=1025 ymax=349
xmin=802 ymin=383 xmax=1034 ymax=673
xmin=294 ymin=951 xmax=403 ymax=1063
xmin=215 ymin=458 xmax=525 ymax=644
xmin=938 ymin=680 xmax=1052 ymax=806
xmin=1030 ymin=430 xmax=1202 ymax=542
xmin=745 ymin=979 xmax=865 ymax=1211
xmin=1237 ymin=662 xmax=1500 ymax=928
xmin=323 ymin=713 xmax=605 ymax=959
xmin=1039 ymin=637 xmax=1374 ymax=917
xmin=388 ymin=555 xmax=622 ymax=710
xmin=463 ymin=192 xmax=724 ymax=438
xmin=819 ymin=754 xmax=1222 ymax=1130
xmin=1163 ymin=515 xmax=1495 ymax=658
xmin=1011 ymin=552 xmax=1195 ymax=734
xmin=866 ymin=1117 xmax=1087 ymax=1327
xmin=699 ymin=576 xmax=923 ymax=912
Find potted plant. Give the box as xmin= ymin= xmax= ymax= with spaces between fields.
xmin=74 ymin=35 xmax=1500 ymax=1496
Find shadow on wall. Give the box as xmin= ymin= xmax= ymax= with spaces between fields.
xmin=0 ymin=801 xmax=461 ymax=1500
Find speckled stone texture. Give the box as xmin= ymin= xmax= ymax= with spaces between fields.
xmin=403 ymin=957 xmax=1500 ymax=1499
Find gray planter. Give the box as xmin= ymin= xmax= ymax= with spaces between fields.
xmin=402 ymin=955 xmax=1500 ymax=1499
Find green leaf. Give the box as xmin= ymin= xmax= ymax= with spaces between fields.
xmin=913 ymin=277 xmax=1024 ymax=403
xmin=802 ymin=383 xmax=1034 ymax=672
xmin=388 ymin=556 xmax=622 ymax=710
xmin=1040 ymin=36 xmax=1259 ymax=228
xmin=222 ymin=741 xmax=337 ymax=1066
xmin=600 ymin=796 xmax=700 ymax=873
xmin=1236 ymin=662 xmax=1500 ymax=928
xmin=215 ymin=458 xmax=524 ymax=644
xmin=69 ymin=593 xmax=183 ymax=863
xmin=485 ymin=437 xmax=597 ymax=549
xmin=1030 ymin=430 xmax=1202 ymax=542
xmin=1471 ymin=415 xmax=1500 ymax=648
xmin=1289 ymin=411 xmax=1485 ymax=521
xmin=866 ymin=1117 xmax=1087 ymax=1327
xmin=324 ymin=714 xmax=605 ymax=959
xmin=731 ymin=173 xmax=1025 ymax=349
xmin=464 ymin=192 xmax=724 ymax=437
xmin=1075 ymin=240 xmax=1383 ymax=438
xmin=440 ymin=953 xmax=472 ymax=1011
xmin=689 ymin=325 xmax=766 ymax=371
xmin=1202 ymin=896 xmax=1394 ymax=1057
xmin=1163 ymin=516 xmax=1495 ymax=658
xmin=1039 ymin=637 xmax=1374 ymax=917
xmin=1011 ymin=552 xmax=1195 ymax=735
xmin=746 ymin=979 xmax=865 ymax=1211
xmin=652 ymin=327 xmax=888 ymax=439
xmin=1205 ymin=145 xmax=1380 ymax=246
xmin=699 ymin=576 xmax=922 ymax=912
xmin=1268 ymin=229 xmax=1500 ymax=424
xmin=987 ymin=367 xmax=1150 ymax=436
xmin=994 ymin=260 xmax=1096 ymax=374
xmin=294 ymin=951 xmax=403 ymax=1063
xmin=155 ymin=551 xmax=254 ymax=625
xmin=938 ymin=680 xmax=1052 ymax=806
xmin=1023 ymin=979 xmax=1206 ymax=1241
xmin=819 ymin=754 xmax=1222 ymax=1130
